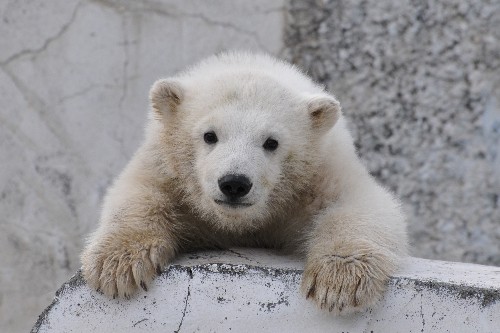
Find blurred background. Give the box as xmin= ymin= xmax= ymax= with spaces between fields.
xmin=0 ymin=0 xmax=498 ymax=331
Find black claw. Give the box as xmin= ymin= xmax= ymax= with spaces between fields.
xmin=156 ymin=265 xmax=162 ymax=275
xmin=140 ymin=280 xmax=148 ymax=292
xmin=306 ymin=285 xmax=315 ymax=299
xmin=124 ymin=293 xmax=130 ymax=300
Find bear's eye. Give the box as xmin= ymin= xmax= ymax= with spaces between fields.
xmin=204 ymin=131 xmax=218 ymax=144
xmin=263 ymin=138 xmax=278 ymax=151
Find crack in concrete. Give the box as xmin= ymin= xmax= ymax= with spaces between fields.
xmin=132 ymin=318 xmax=148 ymax=327
xmin=57 ymin=85 xmax=97 ymax=105
xmin=0 ymin=2 xmax=82 ymax=67
xmin=2 ymin=67 xmax=91 ymax=175
xmin=90 ymin=0 xmax=272 ymax=53
xmin=174 ymin=269 xmax=192 ymax=333
xmin=420 ymin=293 xmax=425 ymax=332
xmin=0 ymin=108 xmax=39 ymax=151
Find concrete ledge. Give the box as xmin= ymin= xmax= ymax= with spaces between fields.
xmin=32 ymin=249 xmax=500 ymax=332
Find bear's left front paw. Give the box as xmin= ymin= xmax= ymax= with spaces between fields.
xmin=301 ymin=253 xmax=390 ymax=315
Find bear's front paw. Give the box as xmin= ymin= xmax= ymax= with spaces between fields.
xmin=81 ymin=238 xmax=173 ymax=299
xmin=301 ymin=253 xmax=390 ymax=315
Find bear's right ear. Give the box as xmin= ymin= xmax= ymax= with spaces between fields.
xmin=149 ymin=79 xmax=184 ymax=117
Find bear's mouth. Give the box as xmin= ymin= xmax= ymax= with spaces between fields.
xmin=214 ymin=199 xmax=253 ymax=208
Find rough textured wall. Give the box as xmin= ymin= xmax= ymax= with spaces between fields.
xmin=0 ymin=1 xmax=285 ymax=332
xmin=285 ymin=0 xmax=500 ymax=264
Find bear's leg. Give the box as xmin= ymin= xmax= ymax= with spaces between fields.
xmin=301 ymin=205 xmax=406 ymax=315
xmin=81 ymin=187 xmax=178 ymax=299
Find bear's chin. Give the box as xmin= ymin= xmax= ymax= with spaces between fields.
xmin=207 ymin=201 xmax=270 ymax=233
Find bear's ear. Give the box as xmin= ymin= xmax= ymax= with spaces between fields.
xmin=149 ymin=79 xmax=184 ymax=116
xmin=306 ymin=94 xmax=341 ymax=133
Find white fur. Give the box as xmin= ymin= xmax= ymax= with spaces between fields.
xmin=81 ymin=52 xmax=408 ymax=314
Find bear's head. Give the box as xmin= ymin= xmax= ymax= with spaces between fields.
xmin=149 ymin=54 xmax=341 ymax=233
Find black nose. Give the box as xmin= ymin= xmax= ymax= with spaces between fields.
xmin=218 ymin=174 xmax=252 ymax=199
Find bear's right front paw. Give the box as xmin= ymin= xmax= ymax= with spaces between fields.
xmin=81 ymin=239 xmax=172 ymax=298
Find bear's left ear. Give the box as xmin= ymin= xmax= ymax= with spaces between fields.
xmin=149 ymin=79 xmax=184 ymax=117
xmin=306 ymin=94 xmax=341 ymax=133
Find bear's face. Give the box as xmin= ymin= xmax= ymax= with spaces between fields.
xmin=192 ymin=97 xmax=296 ymax=227
xmin=150 ymin=73 xmax=341 ymax=232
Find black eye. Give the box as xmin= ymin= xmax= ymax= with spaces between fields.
xmin=263 ymin=138 xmax=278 ymax=151
xmin=204 ymin=131 xmax=218 ymax=144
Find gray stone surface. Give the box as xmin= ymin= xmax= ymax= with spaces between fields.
xmin=0 ymin=1 xmax=285 ymax=332
xmin=285 ymin=0 xmax=500 ymax=264
xmin=32 ymin=250 xmax=500 ymax=333
xmin=3 ymin=1 xmax=500 ymax=332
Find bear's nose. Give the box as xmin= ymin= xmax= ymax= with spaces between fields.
xmin=218 ymin=174 xmax=252 ymax=199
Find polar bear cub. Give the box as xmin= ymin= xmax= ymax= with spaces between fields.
xmin=81 ymin=52 xmax=407 ymax=314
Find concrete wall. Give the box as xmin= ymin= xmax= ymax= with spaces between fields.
xmin=0 ymin=1 xmax=285 ymax=332
xmin=2 ymin=0 xmax=499 ymax=332
xmin=285 ymin=0 xmax=500 ymax=264
xmin=32 ymin=250 xmax=500 ymax=332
